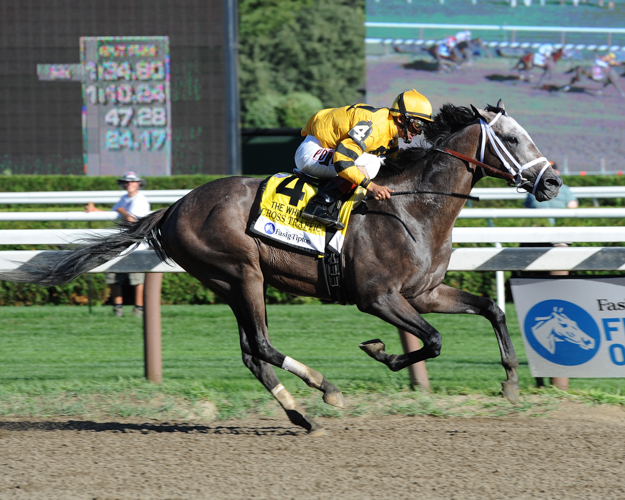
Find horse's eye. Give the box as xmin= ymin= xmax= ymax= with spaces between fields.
xmin=506 ymin=136 xmax=518 ymax=145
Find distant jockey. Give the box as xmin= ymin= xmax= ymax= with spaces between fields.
xmin=432 ymin=36 xmax=458 ymax=72
xmin=592 ymin=52 xmax=620 ymax=81
xmin=533 ymin=44 xmax=554 ymax=67
xmin=296 ymin=90 xmax=433 ymax=229
xmin=455 ymin=30 xmax=471 ymax=43
xmin=454 ymin=30 xmax=474 ymax=63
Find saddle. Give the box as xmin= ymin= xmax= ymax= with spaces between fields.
xmin=251 ymin=170 xmax=366 ymax=305
xmin=291 ymin=168 xmax=353 ymax=304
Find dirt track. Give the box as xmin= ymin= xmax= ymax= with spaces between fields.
xmin=1 ymin=401 xmax=624 ymax=499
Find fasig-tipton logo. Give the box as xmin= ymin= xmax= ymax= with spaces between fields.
xmin=524 ymin=300 xmax=600 ymax=366
xmin=264 ymin=222 xmax=276 ymax=235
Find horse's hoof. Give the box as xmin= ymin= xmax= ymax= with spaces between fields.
xmin=359 ymin=339 xmax=386 ymax=360
xmin=323 ymin=390 xmax=347 ymax=409
xmin=308 ymin=427 xmax=329 ymax=437
xmin=502 ymin=381 xmax=520 ymax=405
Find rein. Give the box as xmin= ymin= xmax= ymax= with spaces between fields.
xmin=364 ymin=190 xmax=479 ymax=202
xmin=434 ymin=147 xmax=515 ymax=182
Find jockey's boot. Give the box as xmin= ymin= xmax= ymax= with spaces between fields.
xmin=302 ymin=177 xmax=355 ymax=230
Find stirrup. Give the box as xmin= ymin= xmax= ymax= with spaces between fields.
xmin=302 ymin=204 xmax=345 ymax=230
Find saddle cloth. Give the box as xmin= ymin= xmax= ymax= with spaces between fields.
xmin=251 ymin=173 xmax=366 ymax=255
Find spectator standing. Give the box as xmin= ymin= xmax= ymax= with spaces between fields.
xmin=85 ymin=171 xmax=151 ymax=317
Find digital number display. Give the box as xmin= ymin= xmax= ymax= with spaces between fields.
xmin=81 ymin=37 xmax=171 ymax=176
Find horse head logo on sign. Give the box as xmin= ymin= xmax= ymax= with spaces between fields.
xmin=524 ymin=300 xmax=601 ymax=366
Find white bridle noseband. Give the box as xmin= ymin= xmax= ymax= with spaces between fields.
xmin=478 ymin=112 xmax=551 ymax=195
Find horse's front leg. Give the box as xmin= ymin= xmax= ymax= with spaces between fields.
xmin=229 ymin=274 xmax=346 ymax=410
xmin=358 ymin=292 xmax=443 ymax=371
xmin=410 ymin=283 xmax=520 ymax=404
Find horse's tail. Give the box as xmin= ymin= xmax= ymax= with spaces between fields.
xmin=0 ymin=208 xmax=170 ymax=286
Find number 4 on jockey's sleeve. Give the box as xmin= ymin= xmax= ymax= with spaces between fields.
xmin=295 ymin=89 xmax=434 ymax=229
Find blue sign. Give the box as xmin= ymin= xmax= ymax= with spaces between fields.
xmin=264 ymin=222 xmax=276 ymax=235
xmin=524 ymin=300 xmax=601 ymax=366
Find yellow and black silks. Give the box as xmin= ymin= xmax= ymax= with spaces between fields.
xmin=251 ymin=173 xmax=366 ymax=255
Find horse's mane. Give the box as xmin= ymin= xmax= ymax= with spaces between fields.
xmin=377 ymin=103 xmax=477 ymax=179
xmin=422 ymin=103 xmax=477 ymax=146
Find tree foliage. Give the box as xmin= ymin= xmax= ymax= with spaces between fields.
xmin=239 ymin=0 xmax=365 ymax=127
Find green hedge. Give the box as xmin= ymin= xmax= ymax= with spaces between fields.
xmin=1 ymin=174 xmax=624 ymax=306
xmin=0 ymin=174 xmax=228 ymax=192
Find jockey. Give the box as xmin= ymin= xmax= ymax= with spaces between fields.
xmin=455 ymin=30 xmax=471 ymax=43
xmin=297 ymin=89 xmax=433 ymax=229
xmin=533 ymin=43 xmax=553 ymax=67
xmin=592 ymin=53 xmax=620 ymax=80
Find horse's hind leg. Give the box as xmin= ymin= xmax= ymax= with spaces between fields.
xmin=410 ymin=284 xmax=520 ymax=404
xmin=241 ymin=352 xmax=326 ymax=435
xmin=230 ymin=275 xmax=346 ymax=409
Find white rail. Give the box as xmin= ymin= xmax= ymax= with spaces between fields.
xmin=0 ymin=212 xmax=121 ymax=221
xmin=0 ymin=190 xmax=189 ymax=205
xmin=471 ymin=186 xmax=625 ymax=200
xmin=2 ymin=227 xmax=625 ymax=245
xmin=1 ymin=207 xmax=624 ymax=222
xmin=1 ymin=186 xmax=624 ymax=205
xmin=457 ymin=208 xmax=625 ymax=219
xmin=368 ymin=37 xmax=624 ymax=53
xmin=365 ymin=22 xmax=625 ymax=35
xmin=1 ymin=247 xmax=624 ymax=273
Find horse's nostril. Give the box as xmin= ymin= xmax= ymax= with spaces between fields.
xmin=545 ymin=177 xmax=561 ymax=188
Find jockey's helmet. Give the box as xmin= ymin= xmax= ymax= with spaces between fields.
xmin=390 ymin=90 xmax=433 ymax=143
xmin=390 ymin=89 xmax=433 ymax=122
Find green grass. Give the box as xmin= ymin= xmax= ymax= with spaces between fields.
xmin=0 ymin=304 xmax=623 ymax=421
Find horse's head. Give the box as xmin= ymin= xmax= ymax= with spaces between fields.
xmin=470 ymin=99 xmax=562 ymax=201
xmin=532 ymin=307 xmax=595 ymax=354
xmin=549 ymin=309 xmax=595 ymax=350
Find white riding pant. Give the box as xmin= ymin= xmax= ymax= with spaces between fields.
xmin=294 ymin=135 xmax=384 ymax=180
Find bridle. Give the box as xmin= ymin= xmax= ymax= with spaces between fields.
xmin=441 ymin=111 xmax=551 ymax=195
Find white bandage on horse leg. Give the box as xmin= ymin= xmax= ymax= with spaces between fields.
xmin=355 ymin=152 xmax=384 ymax=179
xmin=282 ymin=356 xmax=323 ymax=389
xmin=271 ymin=383 xmax=298 ymax=410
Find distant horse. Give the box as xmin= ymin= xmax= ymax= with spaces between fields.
xmin=514 ymin=47 xmax=565 ymax=84
xmin=563 ymin=63 xmax=625 ymax=98
xmin=424 ymin=39 xmax=487 ymax=72
xmin=393 ymin=38 xmax=487 ymax=73
xmin=425 ymin=42 xmax=460 ymax=72
xmin=0 ymin=100 xmax=561 ymax=435
xmin=531 ymin=307 xmax=595 ymax=354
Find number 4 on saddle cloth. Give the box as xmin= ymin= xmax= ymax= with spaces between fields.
xmin=251 ymin=171 xmax=367 ymax=256
xmin=251 ymin=171 xmax=367 ymax=304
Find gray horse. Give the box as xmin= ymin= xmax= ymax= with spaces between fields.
xmin=0 ymin=100 xmax=561 ymax=435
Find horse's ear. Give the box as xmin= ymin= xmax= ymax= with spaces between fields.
xmin=496 ymin=99 xmax=506 ymax=111
xmin=471 ymin=104 xmax=489 ymax=121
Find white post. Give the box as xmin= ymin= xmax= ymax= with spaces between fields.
xmin=495 ymin=243 xmax=505 ymax=313
xmin=511 ymin=0 xmax=517 ymax=7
